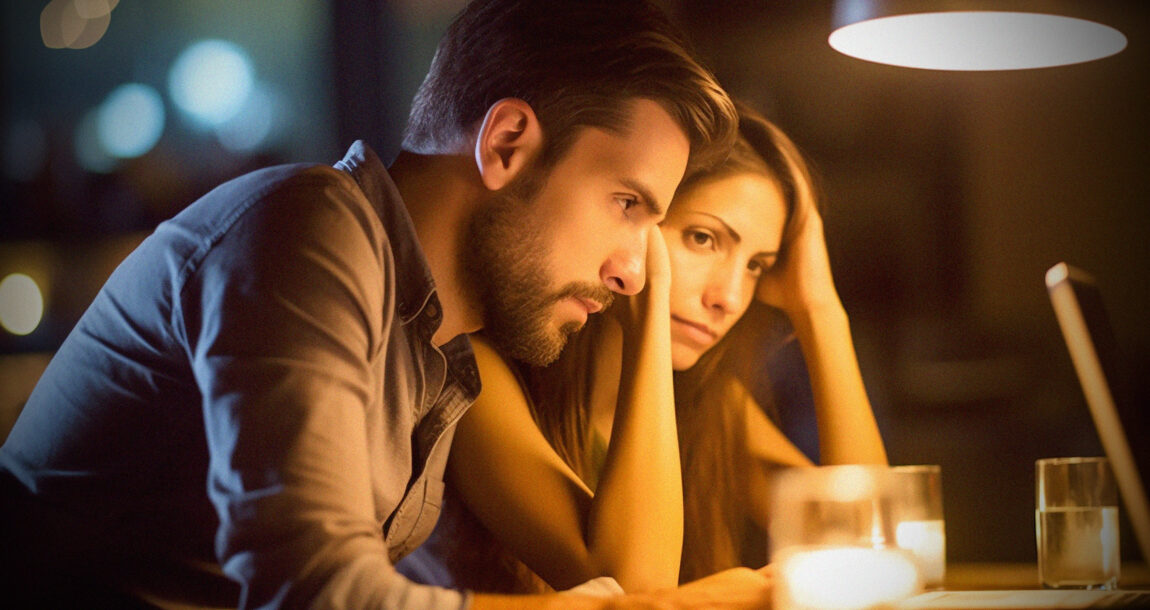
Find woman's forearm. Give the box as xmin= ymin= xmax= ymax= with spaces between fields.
xmin=789 ymin=302 xmax=887 ymax=465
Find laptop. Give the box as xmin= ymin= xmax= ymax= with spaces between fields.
xmin=1045 ymin=262 xmax=1150 ymax=567
xmin=897 ymin=262 xmax=1150 ymax=609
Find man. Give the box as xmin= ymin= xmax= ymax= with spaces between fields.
xmin=1 ymin=0 xmax=770 ymax=607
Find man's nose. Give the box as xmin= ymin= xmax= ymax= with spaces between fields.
xmin=600 ymin=236 xmax=646 ymax=296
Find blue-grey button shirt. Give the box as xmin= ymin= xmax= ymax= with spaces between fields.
xmin=0 ymin=141 xmax=478 ymax=609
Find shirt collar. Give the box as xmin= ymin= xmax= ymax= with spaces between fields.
xmin=334 ymin=140 xmax=435 ymax=324
xmin=334 ymin=141 xmax=481 ymax=401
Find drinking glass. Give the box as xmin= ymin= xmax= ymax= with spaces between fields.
xmin=1035 ymin=457 xmax=1120 ymax=590
xmin=891 ymin=465 xmax=946 ymax=589
xmin=769 ymin=465 xmax=922 ymax=610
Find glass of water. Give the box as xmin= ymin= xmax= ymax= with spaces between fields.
xmin=769 ymin=465 xmax=923 ymax=610
xmin=1035 ymin=457 xmax=1120 ymax=589
xmin=891 ymin=465 xmax=946 ymax=589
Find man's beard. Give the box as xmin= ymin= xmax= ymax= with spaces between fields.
xmin=463 ymin=166 xmax=614 ymax=366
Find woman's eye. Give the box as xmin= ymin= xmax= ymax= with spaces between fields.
xmin=685 ymin=230 xmax=714 ymax=249
xmin=747 ymin=260 xmax=764 ymax=278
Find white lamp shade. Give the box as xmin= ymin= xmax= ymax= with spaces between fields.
xmin=830 ymin=0 xmax=1127 ymax=70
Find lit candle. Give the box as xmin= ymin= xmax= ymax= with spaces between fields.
xmin=895 ymin=520 xmax=947 ymax=587
xmin=775 ymin=546 xmax=922 ymax=610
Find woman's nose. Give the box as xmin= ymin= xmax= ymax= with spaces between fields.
xmin=702 ymin=264 xmax=742 ymax=314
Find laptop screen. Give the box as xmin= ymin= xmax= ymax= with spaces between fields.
xmin=1046 ymin=262 xmax=1150 ymax=564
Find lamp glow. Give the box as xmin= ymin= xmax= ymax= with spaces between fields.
xmin=830 ymin=11 xmax=1127 ymax=71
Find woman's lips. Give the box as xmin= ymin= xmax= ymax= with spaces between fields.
xmin=671 ymin=315 xmax=717 ymax=347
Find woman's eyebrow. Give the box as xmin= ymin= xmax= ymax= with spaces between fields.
xmin=693 ymin=211 xmax=740 ymax=242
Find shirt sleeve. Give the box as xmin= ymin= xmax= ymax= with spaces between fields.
xmin=178 ymin=167 xmax=469 ymax=609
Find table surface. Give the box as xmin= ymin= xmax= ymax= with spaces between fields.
xmin=945 ymin=562 xmax=1150 ymax=590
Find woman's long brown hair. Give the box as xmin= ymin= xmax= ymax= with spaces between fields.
xmin=443 ymin=102 xmax=822 ymax=589
xmin=527 ymin=102 xmax=820 ymax=582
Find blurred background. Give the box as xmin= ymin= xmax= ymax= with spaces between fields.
xmin=2 ymin=0 xmax=1147 ymax=566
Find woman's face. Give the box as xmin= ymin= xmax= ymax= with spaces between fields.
xmin=661 ymin=172 xmax=788 ymax=371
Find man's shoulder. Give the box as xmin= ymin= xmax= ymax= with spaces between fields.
xmin=169 ymin=159 xmax=375 ymax=245
xmin=209 ymin=161 xmax=357 ymax=208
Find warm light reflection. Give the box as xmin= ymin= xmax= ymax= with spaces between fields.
xmin=829 ymin=12 xmax=1127 ymax=71
xmin=776 ymin=547 xmax=921 ymax=610
xmin=0 ymin=274 xmax=45 ymax=336
xmin=169 ymin=40 xmax=255 ymax=129
xmin=896 ymin=520 xmax=947 ymax=587
xmin=40 ymin=0 xmax=118 ymax=50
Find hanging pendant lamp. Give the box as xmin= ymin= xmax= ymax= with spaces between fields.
xmin=829 ymin=0 xmax=1127 ymax=70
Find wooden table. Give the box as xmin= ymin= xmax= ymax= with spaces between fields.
xmin=945 ymin=562 xmax=1150 ymax=590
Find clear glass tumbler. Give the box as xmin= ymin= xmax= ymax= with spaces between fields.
xmin=890 ymin=465 xmax=946 ymax=589
xmin=1035 ymin=457 xmax=1120 ymax=590
xmin=769 ymin=465 xmax=923 ymax=610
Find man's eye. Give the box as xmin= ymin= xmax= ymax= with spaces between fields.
xmin=615 ymin=196 xmax=639 ymax=211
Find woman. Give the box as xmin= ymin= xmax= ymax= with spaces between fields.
xmin=402 ymin=101 xmax=887 ymax=593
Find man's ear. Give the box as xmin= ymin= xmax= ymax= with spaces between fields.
xmin=474 ymin=98 xmax=543 ymax=191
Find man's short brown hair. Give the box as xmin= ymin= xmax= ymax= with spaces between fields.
xmin=402 ymin=0 xmax=736 ymax=173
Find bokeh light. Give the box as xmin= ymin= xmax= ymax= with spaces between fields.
xmin=74 ymin=109 xmax=119 ymax=174
xmin=96 ymin=83 xmax=166 ymax=159
xmin=73 ymin=0 xmax=119 ymax=20
xmin=40 ymin=0 xmax=117 ymax=50
xmin=0 ymin=274 xmax=45 ymax=336
xmin=168 ymin=40 xmax=255 ymax=128
xmin=216 ymin=84 xmax=279 ymax=153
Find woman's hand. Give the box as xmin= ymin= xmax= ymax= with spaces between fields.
xmin=755 ymin=207 xmax=841 ymax=316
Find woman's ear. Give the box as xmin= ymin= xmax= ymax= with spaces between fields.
xmin=474 ymin=98 xmax=543 ymax=191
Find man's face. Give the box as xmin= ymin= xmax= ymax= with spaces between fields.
xmin=466 ymin=99 xmax=691 ymax=365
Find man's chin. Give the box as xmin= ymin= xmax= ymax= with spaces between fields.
xmin=488 ymin=327 xmax=565 ymax=367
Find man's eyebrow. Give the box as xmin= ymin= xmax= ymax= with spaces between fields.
xmin=619 ymin=178 xmax=664 ymax=217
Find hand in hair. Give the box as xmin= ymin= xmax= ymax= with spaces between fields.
xmin=754 ymin=204 xmax=842 ymax=316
